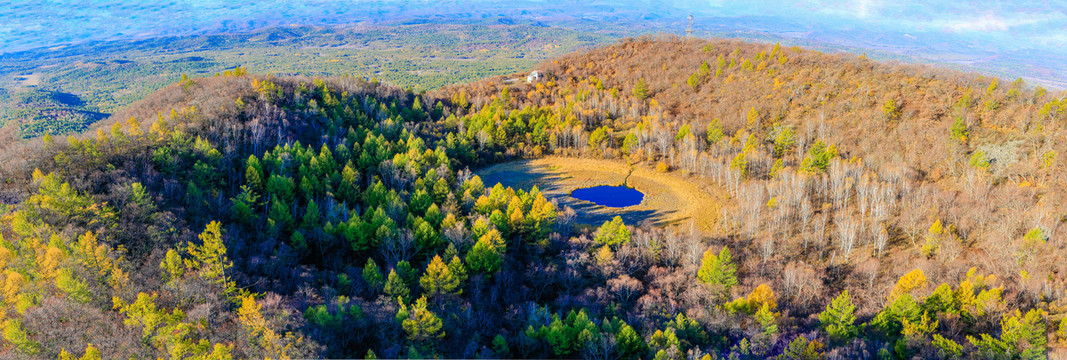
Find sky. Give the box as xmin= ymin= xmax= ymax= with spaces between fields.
xmin=675 ymin=0 xmax=1067 ymax=51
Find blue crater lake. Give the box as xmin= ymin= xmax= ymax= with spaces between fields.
xmin=571 ymin=185 xmax=644 ymax=207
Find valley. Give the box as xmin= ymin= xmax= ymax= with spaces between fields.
xmin=0 ymin=22 xmax=625 ymax=138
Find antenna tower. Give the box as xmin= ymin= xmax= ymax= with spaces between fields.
xmin=686 ymin=15 xmax=694 ymax=37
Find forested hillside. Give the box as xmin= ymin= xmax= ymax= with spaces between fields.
xmin=0 ymin=22 xmax=620 ymax=139
xmin=0 ymin=36 xmax=1065 ymax=359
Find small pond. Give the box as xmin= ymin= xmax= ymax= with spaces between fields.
xmin=571 ymin=185 xmax=644 ymax=207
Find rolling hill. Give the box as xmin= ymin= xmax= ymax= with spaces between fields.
xmin=0 ymin=37 xmax=1064 ymax=359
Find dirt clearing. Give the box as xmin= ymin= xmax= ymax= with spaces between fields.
xmin=475 ymin=157 xmax=727 ymax=233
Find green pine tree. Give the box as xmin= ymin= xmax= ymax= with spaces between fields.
xmin=633 ymin=78 xmax=650 ymax=100
xmin=289 ymin=230 xmax=309 ymax=257
xmin=384 ymin=269 xmax=411 ymax=303
xmin=413 ymin=218 xmax=441 ymax=251
xmin=465 ymin=235 xmax=503 ymax=274
xmin=818 ymin=290 xmax=858 ymax=344
xmin=301 ymin=199 xmax=321 ymax=230
xmin=492 ymin=334 xmax=510 ymax=358
xmin=593 ymin=216 xmax=631 ymax=247
xmin=267 ymin=197 xmax=293 ymax=234
xmin=616 ymin=323 xmax=648 ymax=359
xmin=362 ymin=258 xmax=384 ymax=293
xmin=967 ymin=309 xmax=1046 ymax=359
xmin=337 ymin=164 xmax=360 ymax=204
xmin=229 ymin=185 xmax=259 ymax=225
xmin=697 ymin=247 xmax=738 ymax=297
xmin=447 ymin=255 xmax=468 ymax=284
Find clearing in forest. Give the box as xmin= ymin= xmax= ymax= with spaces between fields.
xmin=475 ymin=157 xmax=726 ymax=232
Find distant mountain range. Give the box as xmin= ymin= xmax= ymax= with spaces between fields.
xmin=2 ymin=0 xmax=1063 ymax=88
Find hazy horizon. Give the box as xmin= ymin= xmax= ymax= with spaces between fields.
xmin=4 ymin=1 xmax=1062 ymax=52
xmin=2 ymin=0 xmax=1064 ymax=87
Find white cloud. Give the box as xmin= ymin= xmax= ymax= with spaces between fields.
xmin=856 ymin=0 xmax=875 ymax=18
xmin=939 ymin=13 xmax=1037 ymax=33
xmin=1037 ymin=32 xmax=1067 ymax=46
xmin=787 ymin=0 xmax=883 ymax=19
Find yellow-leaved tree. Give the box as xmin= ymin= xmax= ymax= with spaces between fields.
xmin=420 ymin=255 xmax=462 ymax=298
xmin=237 ymin=294 xmax=290 ymax=359
xmin=399 ymin=296 xmax=444 ymax=342
xmin=888 ymin=269 xmax=927 ymax=303
xmin=184 ymin=221 xmax=236 ymax=299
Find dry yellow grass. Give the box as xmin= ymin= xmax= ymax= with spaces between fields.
xmin=476 ymin=156 xmax=727 ymax=233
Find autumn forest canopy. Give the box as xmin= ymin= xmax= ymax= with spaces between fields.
xmin=1 ymin=36 xmax=1067 ymax=359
